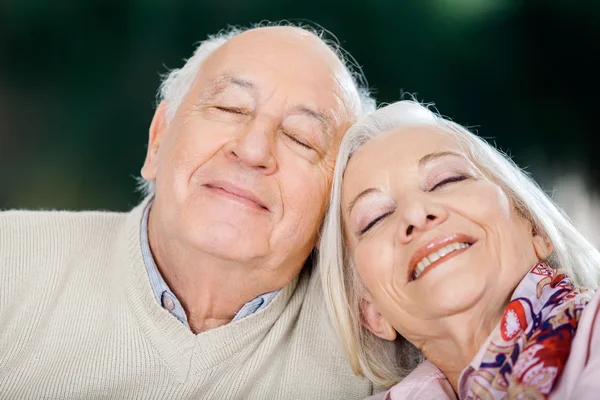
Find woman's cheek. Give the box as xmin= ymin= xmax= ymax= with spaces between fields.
xmin=354 ymin=249 xmax=373 ymax=286
xmin=355 ymin=245 xmax=385 ymax=289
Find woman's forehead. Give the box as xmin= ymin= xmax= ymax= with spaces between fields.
xmin=345 ymin=126 xmax=462 ymax=175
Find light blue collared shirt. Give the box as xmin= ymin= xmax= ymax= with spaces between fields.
xmin=140 ymin=202 xmax=279 ymax=328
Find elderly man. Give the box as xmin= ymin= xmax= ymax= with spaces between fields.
xmin=0 ymin=24 xmax=376 ymax=398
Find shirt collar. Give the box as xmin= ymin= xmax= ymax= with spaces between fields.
xmin=140 ymin=200 xmax=279 ymax=328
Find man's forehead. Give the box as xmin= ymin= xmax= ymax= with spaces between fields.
xmin=228 ymin=26 xmax=332 ymax=55
xmin=192 ymin=28 xmax=358 ymax=130
xmin=207 ymin=27 xmax=335 ymax=66
xmin=199 ymin=70 xmax=344 ymax=129
xmin=204 ymin=29 xmax=349 ymax=92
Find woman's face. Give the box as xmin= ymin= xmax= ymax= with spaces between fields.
xmin=342 ymin=126 xmax=549 ymax=343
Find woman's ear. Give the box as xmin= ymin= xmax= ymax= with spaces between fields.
xmin=359 ymin=299 xmax=397 ymax=341
xmin=532 ymin=227 xmax=553 ymax=261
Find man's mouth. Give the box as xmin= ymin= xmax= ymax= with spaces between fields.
xmin=204 ymin=181 xmax=269 ymax=212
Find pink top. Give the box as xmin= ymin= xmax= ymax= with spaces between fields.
xmin=373 ymin=290 xmax=600 ymax=400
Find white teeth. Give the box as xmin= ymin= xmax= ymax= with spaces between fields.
xmin=428 ymin=251 xmax=441 ymax=262
xmin=413 ymin=257 xmax=431 ymax=279
xmin=414 ymin=265 xmax=424 ymax=278
xmin=438 ymin=246 xmax=452 ymax=257
xmin=412 ymin=242 xmax=471 ymax=280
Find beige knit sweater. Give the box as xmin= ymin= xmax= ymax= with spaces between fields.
xmin=0 ymin=201 xmax=372 ymax=399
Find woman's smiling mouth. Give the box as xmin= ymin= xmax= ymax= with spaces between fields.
xmin=408 ymin=233 xmax=477 ymax=281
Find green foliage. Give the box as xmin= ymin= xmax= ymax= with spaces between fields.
xmin=0 ymin=0 xmax=598 ymax=209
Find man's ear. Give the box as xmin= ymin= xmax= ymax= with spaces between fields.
xmin=141 ymin=101 xmax=169 ymax=181
xmin=532 ymin=230 xmax=553 ymax=261
xmin=359 ymin=298 xmax=397 ymax=341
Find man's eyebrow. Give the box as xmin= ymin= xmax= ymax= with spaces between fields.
xmin=228 ymin=76 xmax=254 ymax=89
xmin=200 ymin=74 xmax=255 ymax=100
xmin=346 ymin=188 xmax=380 ymax=215
xmin=292 ymin=106 xmax=332 ymax=133
xmin=418 ymin=151 xmax=464 ymax=168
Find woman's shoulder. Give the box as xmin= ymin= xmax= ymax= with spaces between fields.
xmin=550 ymin=289 xmax=600 ymax=399
xmin=367 ymin=360 xmax=457 ymax=400
xmin=568 ymin=288 xmax=600 ymax=360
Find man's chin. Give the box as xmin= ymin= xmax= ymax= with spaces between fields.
xmin=185 ymin=226 xmax=268 ymax=262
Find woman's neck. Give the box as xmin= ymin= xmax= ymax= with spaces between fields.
xmin=417 ymin=305 xmax=506 ymax=392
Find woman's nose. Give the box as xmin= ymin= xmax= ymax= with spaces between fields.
xmin=396 ymin=199 xmax=448 ymax=243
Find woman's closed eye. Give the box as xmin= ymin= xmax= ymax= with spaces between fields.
xmin=359 ymin=210 xmax=395 ymax=235
xmin=429 ymin=174 xmax=469 ymax=192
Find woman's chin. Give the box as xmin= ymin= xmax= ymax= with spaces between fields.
xmin=410 ymin=269 xmax=489 ymax=318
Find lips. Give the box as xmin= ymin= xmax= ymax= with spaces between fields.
xmin=204 ymin=180 xmax=269 ymax=211
xmin=407 ymin=233 xmax=477 ymax=282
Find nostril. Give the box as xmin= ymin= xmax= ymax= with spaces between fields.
xmin=406 ymin=225 xmax=414 ymax=236
xmin=426 ymin=215 xmax=435 ymax=220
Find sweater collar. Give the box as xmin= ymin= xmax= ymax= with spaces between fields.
xmin=139 ymin=200 xmax=280 ymax=329
xmin=119 ymin=198 xmax=308 ymax=381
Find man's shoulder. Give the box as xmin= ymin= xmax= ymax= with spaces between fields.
xmin=0 ymin=207 xmax=139 ymax=303
xmin=0 ymin=207 xmax=128 ymax=235
xmin=0 ymin=207 xmax=133 ymax=268
xmin=0 ymin=207 xmax=127 ymax=219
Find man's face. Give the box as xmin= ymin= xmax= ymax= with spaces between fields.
xmin=142 ymin=27 xmax=356 ymax=275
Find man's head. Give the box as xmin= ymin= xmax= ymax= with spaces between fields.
xmin=140 ymin=23 xmax=375 ymax=280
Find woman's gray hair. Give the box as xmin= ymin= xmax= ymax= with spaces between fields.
xmin=138 ymin=21 xmax=376 ymax=196
xmin=318 ymin=100 xmax=600 ymax=389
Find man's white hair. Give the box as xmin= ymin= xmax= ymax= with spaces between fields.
xmin=318 ymin=100 xmax=600 ymax=389
xmin=138 ymin=21 xmax=376 ymax=196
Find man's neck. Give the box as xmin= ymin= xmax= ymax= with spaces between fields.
xmin=157 ymin=258 xmax=286 ymax=333
xmin=147 ymin=211 xmax=300 ymax=334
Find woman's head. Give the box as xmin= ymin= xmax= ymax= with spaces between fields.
xmin=319 ymin=100 xmax=600 ymax=388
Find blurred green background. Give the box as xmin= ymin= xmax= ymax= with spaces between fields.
xmin=1 ymin=0 xmax=599 ymax=213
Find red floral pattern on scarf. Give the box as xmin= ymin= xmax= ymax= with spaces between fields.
xmin=464 ymin=263 xmax=593 ymax=399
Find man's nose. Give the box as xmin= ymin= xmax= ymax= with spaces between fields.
xmin=223 ymin=118 xmax=277 ymax=174
xmin=396 ymin=196 xmax=448 ymax=244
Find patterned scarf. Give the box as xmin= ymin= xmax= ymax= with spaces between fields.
xmin=464 ymin=262 xmax=594 ymax=399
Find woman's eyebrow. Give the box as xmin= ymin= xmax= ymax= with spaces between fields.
xmin=418 ymin=151 xmax=465 ymax=168
xmin=347 ymin=152 xmax=466 ymax=214
xmin=346 ymin=188 xmax=380 ymax=215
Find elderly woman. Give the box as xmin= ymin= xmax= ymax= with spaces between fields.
xmin=319 ymin=100 xmax=600 ymax=399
